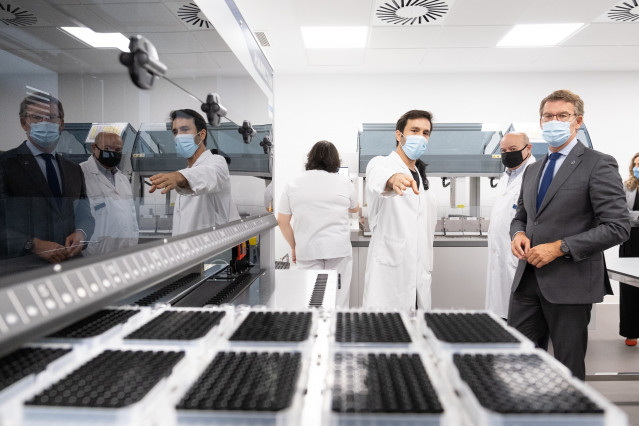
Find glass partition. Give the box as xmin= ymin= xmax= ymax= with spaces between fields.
xmin=0 ymin=0 xmax=273 ymax=277
xmin=358 ymin=123 xmax=503 ymax=176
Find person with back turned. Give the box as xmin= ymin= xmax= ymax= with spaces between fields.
xmin=485 ymin=132 xmax=535 ymax=320
xmin=277 ymin=141 xmax=359 ymax=308
xmin=509 ymin=89 xmax=629 ymax=380
xmin=0 ymin=93 xmax=93 ymax=267
xmin=80 ymin=131 xmax=139 ymax=256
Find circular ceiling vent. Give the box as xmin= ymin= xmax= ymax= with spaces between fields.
xmin=376 ymin=0 xmax=449 ymax=25
xmin=607 ymin=0 xmax=639 ymax=22
xmin=177 ymin=2 xmax=212 ymax=29
xmin=0 ymin=3 xmax=37 ymax=27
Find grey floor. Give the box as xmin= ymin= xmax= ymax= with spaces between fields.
xmin=584 ymin=303 xmax=639 ymax=425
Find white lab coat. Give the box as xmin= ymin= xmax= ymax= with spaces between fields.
xmin=278 ymin=170 xmax=357 ymax=260
xmin=80 ymin=156 xmax=139 ymax=256
xmin=485 ymin=154 xmax=536 ymax=318
xmin=363 ymin=151 xmax=437 ymax=310
xmin=172 ymin=150 xmax=240 ymax=236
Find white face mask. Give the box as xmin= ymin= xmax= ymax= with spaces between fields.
xmin=541 ymin=120 xmax=573 ymax=147
xmin=401 ymin=134 xmax=428 ymax=160
xmin=29 ymin=122 xmax=60 ymax=148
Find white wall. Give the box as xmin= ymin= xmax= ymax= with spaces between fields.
xmin=272 ymin=71 xmax=639 ymax=258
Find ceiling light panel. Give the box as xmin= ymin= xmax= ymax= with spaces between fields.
xmin=497 ymin=23 xmax=585 ymax=47
xmin=301 ymin=26 xmax=368 ymax=49
xmin=60 ymin=26 xmax=130 ymax=52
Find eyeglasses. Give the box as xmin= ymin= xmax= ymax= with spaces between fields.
xmin=24 ymin=114 xmax=61 ymax=123
xmin=540 ymin=112 xmax=577 ymax=122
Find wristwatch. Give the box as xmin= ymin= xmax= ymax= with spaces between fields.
xmin=559 ymin=240 xmax=571 ymax=256
xmin=24 ymin=237 xmax=34 ymax=252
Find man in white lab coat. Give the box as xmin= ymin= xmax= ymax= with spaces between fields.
xmin=149 ymin=109 xmax=239 ymax=235
xmin=485 ymin=132 xmax=535 ymax=319
xmin=80 ymin=131 xmax=139 ymax=256
xmin=363 ymin=110 xmax=437 ymax=310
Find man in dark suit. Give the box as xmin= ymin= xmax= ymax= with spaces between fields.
xmin=0 ymin=93 xmax=94 ymax=266
xmin=509 ymin=89 xmax=630 ymax=380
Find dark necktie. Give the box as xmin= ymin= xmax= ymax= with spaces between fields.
xmin=536 ymin=152 xmax=562 ymax=210
xmin=39 ymin=153 xmax=62 ymax=199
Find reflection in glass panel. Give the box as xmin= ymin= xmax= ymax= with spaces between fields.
xmin=0 ymin=0 xmax=272 ymax=279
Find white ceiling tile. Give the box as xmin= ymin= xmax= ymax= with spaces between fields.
xmin=292 ymin=0 xmax=374 ymax=26
xmin=143 ymin=32 xmax=203 ymax=54
xmin=563 ymin=23 xmax=639 ymax=46
xmin=434 ymin=26 xmax=512 ymax=48
xmin=421 ymin=47 xmax=487 ymax=71
xmin=518 ymin=0 xmax=618 ymax=24
xmin=82 ymin=2 xmax=183 ymax=33
xmin=369 ymin=26 xmax=443 ymax=49
xmin=306 ymin=49 xmax=366 ymax=66
xmin=207 ymin=51 xmax=244 ymax=70
xmin=527 ymin=45 xmax=639 ymax=71
xmin=444 ymin=0 xmax=531 ymax=26
xmin=365 ymin=48 xmax=428 ymax=67
xmin=190 ymin=30 xmax=234 ymax=52
xmin=56 ymin=4 xmax=122 ymax=32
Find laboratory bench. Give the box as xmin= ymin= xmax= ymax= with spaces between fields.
xmin=0 ymin=217 xmax=627 ymax=425
xmin=350 ymin=231 xmax=489 ymax=309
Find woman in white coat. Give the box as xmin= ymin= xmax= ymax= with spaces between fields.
xmin=363 ymin=110 xmax=437 ymax=310
xmin=485 ymin=132 xmax=535 ymax=319
xmin=278 ymin=141 xmax=359 ymax=308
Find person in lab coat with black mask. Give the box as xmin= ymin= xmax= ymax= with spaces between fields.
xmin=149 ymin=109 xmax=239 ymax=235
xmin=80 ymin=131 xmax=139 ymax=256
xmin=485 ymin=132 xmax=535 ymax=319
xmin=363 ymin=109 xmax=437 ymax=310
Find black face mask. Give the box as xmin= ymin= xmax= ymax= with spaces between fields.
xmin=95 ymin=147 xmax=122 ymax=168
xmin=501 ymin=146 xmax=528 ymax=169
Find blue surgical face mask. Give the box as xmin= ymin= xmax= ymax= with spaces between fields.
xmin=29 ymin=122 xmax=60 ymax=148
xmin=175 ymin=133 xmax=201 ymax=158
xmin=401 ymin=134 xmax=428 ymax=160
xmin=633 ymin=166 xmax=639 ymax=179
xmin=541 ymin=120 xmax=574 ymax=148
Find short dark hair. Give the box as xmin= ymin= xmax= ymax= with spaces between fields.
xmin=170 ymin=109 xmax=207 ymax=145
xmin=539 ymin=90 xmax=584 ymax=117
xmin=395 ymin=109 xmax=433 ymax=145
xmin=19 ymin=92 xmax=64 ymax=124
xmin=305 ymin=140 xmax=341 ymax=173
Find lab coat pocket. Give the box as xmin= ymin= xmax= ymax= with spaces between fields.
xmin=90 ymin=196 xmax=107 ymax=217
xmin=374 ymin=236 xmax=406 ymax=267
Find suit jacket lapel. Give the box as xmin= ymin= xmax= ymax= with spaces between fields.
xmin=16 ymin=142 xmax=62 ymax=212
xmin=536 ymin=141 xmax=584 ymax=215
xmin=56 ymin=153 xmax=71 ymax=200
xmin=532 ymin=154 xmax=547 ymax=216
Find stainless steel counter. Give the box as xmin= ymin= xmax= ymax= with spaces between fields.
xmin=350 ymin=230 xmax=488 ymax=247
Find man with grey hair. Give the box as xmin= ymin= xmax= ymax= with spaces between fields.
xmin=0 ymin=93 xmax=93 ymax=266
xmin=509 ymin=89 xmax=629 ymax=379
xmin=80 ymin=131 xmax=139 ymax=256
xmin=485 ymin=132 xmax=535 ymax=320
